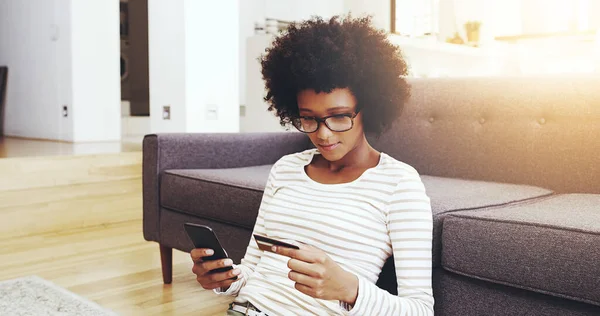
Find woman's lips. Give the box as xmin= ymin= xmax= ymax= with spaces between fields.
xmin=319 ymin=143 xmax=340 ymax=151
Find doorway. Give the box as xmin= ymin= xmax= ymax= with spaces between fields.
xmin=120 ymin=0 xmax=149 ymax=116
xmin=120 ymin=0 xmax=150 ymax=142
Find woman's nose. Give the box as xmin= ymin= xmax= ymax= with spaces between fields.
xmin=316 ymin=121 xmax=334 ymax=139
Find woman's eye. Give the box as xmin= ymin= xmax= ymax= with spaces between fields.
xmin=331 ymin=115 xmax=348 ymax=120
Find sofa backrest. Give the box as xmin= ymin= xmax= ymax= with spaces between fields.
xmin=369 ymin=76 xmax=600 ymax=194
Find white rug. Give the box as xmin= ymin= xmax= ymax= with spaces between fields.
xmin=0 ymin=276 xmax=118 ymax=316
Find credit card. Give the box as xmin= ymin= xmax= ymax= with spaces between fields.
xmin=253 ymin=234 xmax=300 ymax=253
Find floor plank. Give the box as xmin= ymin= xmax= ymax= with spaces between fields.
xmin=0 ymin=219 xmax=233 ymax=315
xmin=0 ymin=178 xmax=142 ymax=239
xmin=0 ymin=151 xmax=142 ymax=192
xmin=0 ymin=153 xmax=234 ymax=315
xmin=0 ymin=136 xmax=142 ymax=159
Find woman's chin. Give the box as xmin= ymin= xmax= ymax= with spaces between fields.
xmin=320 ymin=149 xmax=345 ymax=162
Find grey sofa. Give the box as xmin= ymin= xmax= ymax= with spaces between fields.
xmin=143 ymin=76 xmax=600 ymax=315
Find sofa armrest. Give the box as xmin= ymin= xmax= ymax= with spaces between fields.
xmin=142 ymin=132 xmax=311 ymax=242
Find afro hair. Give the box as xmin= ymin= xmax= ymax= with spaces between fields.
xmin=260 ymin=14 xmax=410 ymax=136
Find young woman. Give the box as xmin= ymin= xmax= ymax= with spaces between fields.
xmin=191 ymin=15 xmax=433 ymax=316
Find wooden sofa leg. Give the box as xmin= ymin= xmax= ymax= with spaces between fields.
xmin=160 ymin=244 xmax=173 ymax=284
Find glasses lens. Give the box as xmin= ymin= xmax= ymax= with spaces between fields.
xmin=326 ymin=115 xmax=353 ymax=132
xmin=294 ymin=117 xmax=318 ymax=133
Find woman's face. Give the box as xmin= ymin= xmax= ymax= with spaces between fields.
xmin=296 ymin=88 xmax=365 ymax=162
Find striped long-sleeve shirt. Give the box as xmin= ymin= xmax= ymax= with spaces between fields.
xmin=215 ymin=149 xmax=434 ymax=315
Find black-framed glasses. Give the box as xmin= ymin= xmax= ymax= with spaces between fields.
xmin=292 ymin=112 xmax=359 ymax=133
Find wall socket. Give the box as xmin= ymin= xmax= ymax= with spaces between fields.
xmin=62 ymin=105 xmax=68 ymax=117
xmin=162 ymin=105 xmax=171 ymax=120
xmin=206 ymin=104 xmax=218 ymax=120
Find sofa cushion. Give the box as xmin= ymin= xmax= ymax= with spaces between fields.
xmin=434 ymin=268 xmax=600 ymax=316
xmin=160 ymin=165 xmax=552 ymax=266
xmin=421 ymin=175 xmax=552 ymax=266
xmin=442 ymin=194 xmax=600 ymax=306
xmin=160 ymin=165 xmax=272 ymax=229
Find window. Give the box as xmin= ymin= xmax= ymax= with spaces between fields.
xmin=389 ymin=0 xmax=600 ymax=76
xmin=391 ymin=0 xmax=439 ymax=37
xmin=391 ymin=0 xmax=600 ymax=40
xmin=495 ymin=0 xmax=599 ymax=41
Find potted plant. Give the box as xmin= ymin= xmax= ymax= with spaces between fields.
xmin=446 ymin=32 xmax=465 ymax=45
xmin=465 ymin=21 xmax=482 ymax=44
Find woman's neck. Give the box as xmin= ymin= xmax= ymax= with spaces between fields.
xmin=322 ymin=138 xmax=379 ymax=172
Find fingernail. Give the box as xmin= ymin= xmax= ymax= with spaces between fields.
xmin=271 ymin=246 xmax=277 ymax=252
xmin=232 ymin=269 xmax=241 ymax=275
xmin=206 ymin=249 xmax=214 ymax=255
xmin=224 ymin=259 xmax=233 ymax=266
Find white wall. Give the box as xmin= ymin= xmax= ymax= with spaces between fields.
xmin=241 ymin=34 xmax=288 ymax=133
xmin=71 ymin=0 xmax=121 ymax=142
xmin=344 ymin=0 xmax=390 ymax=32
xmin=0 ymin=0 xmax=121 ymax=142
xmin=184 ymin=0 xmax=239 ymax=133
xmin=0 ymin=0 xmax=70 ymax=141
xmin=53 ymin=0 xmax=75 ymax=141
xmin=148 ymin=0 xmax=186 ymax=133
xmin=265 ymin=0 xmax=344 ymax=21
xmin=148 ymin=0 xmax=240 ymax=134
xmin=239 ymin=0 xmax=266 ymax=107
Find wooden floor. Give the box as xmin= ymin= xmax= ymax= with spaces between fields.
xmin=0 ymin=136 xmax=143 ymax=158
xmin=0 ymin=152 xmax=233 ymax=315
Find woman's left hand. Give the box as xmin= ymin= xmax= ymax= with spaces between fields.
xmin=273 ymin=244 xmax=358 ymax=304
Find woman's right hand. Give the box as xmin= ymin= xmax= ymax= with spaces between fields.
xmin=190 ymin=248 xmax=241 ymax=290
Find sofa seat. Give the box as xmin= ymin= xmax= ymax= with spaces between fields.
xmin=420 ymin=175 xmax=552 ymax=266
xmin=160 ymin=165 xmax=553 ymax=264
xmin=160 ymin=165 xmax=273 ymax=229
xmin=442 ymin=194 xmax=600 ymax=306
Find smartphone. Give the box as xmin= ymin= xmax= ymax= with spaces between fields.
xmin=184 ymin=223 xmax=235 ymax=275
xmin=254 ymin=234 xmax=300 ymax=253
